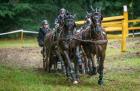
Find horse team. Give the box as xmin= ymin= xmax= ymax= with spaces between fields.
xmin=43 ymin=9 xmax=108 ymax=85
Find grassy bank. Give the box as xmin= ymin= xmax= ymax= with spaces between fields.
xmin=0 ymin=38 xmax=38 ymax=48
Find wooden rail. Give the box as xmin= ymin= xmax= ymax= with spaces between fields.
xmin=75 ymin=5 xmax=140 ymax=52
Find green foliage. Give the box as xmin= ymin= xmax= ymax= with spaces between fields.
xmin=0 ymin=0 xmax=140 ymax=36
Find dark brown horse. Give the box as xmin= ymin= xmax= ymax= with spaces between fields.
xmin=74 ymin=10 xmax=108 ymax=85
xmin=57 ymin=14 xmax=82 ymax=84
xmin=43 ymin=29 xmax=58 ymax=72
xmin=44 ymin=13 xmax=80 ymax=84
xmin=85 ymin=10 xmax=107 ymax=85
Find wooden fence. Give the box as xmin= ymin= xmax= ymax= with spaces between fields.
xmin=75 ymin=5 xmax=140 ymax=52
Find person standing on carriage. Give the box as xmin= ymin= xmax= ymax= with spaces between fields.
xmin=37 ymin=20 xmax=51 ymax=55
xmin=54 ymin=8 xmax=68 ymax=29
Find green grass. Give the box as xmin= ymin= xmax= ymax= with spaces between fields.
xmin=0 ymin=37 xmax=140 ymax=91
xmin=0 ymin=57 xmax=140 ymax=91
xmin=0 ymin=38 xmax=38 ymax=48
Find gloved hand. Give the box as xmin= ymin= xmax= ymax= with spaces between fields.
xmin=39 ymin=41 xmax=44 ymax=47
xmin=55 ymin=23 xmax=59 ymax=28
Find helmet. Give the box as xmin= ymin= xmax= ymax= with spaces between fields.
xmin=60 ymin=8 xmax=66 ymax=14
xmin=42 ymin=20 xmax=48 ymax=25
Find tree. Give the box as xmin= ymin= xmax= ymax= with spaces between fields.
xmin=0 ymin=0 xmax=139 ymax=35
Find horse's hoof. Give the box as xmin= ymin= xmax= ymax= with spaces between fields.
xmin=88 ymin=72 xmax=96 ymax=76
xmin=92 ymin=68 xmax=97 ymax=75
xmin=92 ymin=72 xmax=97 ymax=75
xmin=76 ymin=78 xmax=80 ymax=83
xmin=98 ymin=80 xmax=104 ymax=85
xmin=66 ymin=78 xmax=72 ymax=82
xmin=87 ymin=72 xmax=92 ymax=76
xmin=73 ymin=80 xmax=78 ymax=84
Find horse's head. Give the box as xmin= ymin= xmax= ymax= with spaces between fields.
xmin=57 ymin=13 xmax=76 ymax=38
xmin=64 ymin=14 xmax=76 ymax=31
xmin=90 ymin=9 xmax=103 ymax=32
xmin=91 ymin=10 xmax=103 ymax=26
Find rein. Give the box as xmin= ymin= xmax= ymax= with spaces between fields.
xmin=73 ymin=37 xmax=108 ymax=45
xmin=72 ymin=24 xmax=107 ymax=45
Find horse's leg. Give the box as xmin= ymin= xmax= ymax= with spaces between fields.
xmin=97 ymin=54 xmax=105 ymax=85
xmin=60 ymin=53 xmax=70 ymax=79
xmin=42 ymin=46 xmax=47 ymax=70
xmin=53 ymin=56 xmax=57 ymax=72
xmin=56 ymin=50 xmax=66 ymax=74
xmin=43 ymin=58 xmax=47 ymax=71
xmin=48 ymin=54 xmax=52 ymax=72
xmin=63 ymin=60 xmax=71 ymax=80
xmin=61 ymin=58 xmax=66 ymax=73
xmin=79 ymin=52 xmax=85 ymax=74
xmin=44 ymin=55 xmax=50 ymax=72
xmin=83 ymin=45 xmax=93 ymax=75
xmin=84 ymin=57 xmax=89 ymax=74
xmin=74 ymin=58 xmax=80 ymax=82
xmin=80 ymin=45 xmax=88 ymax=74
xmin=91 ymin=54 xmax=97 ymax=75
xmin=55 ymin=55 xmax=59 ymax=72
xmin=85 ymin=55 xmax=91 ymax=74
xmin=63 ymin=50 xmax=77 ymax=84
xmin=45 ymin=45 xmax=52 ymax=72
xmin=82 ymin=54 xmax=89 ymax=74
xmin=81 ymin=58 xmax=86 ymax=74
xmin=43 ymin=47 xmax=50 ymax=72
xmin=75 ymin=46 xmax=81 ymax=81
xmin=87 ymin=53 xmax=97 ymax=75
xmin=56 ymin=49 xmax=68 ymax=76
xmin=49 ymin=58 xmax=52 ymax=72
xmin=43 ymin=56 xmax=47 ymax=71
xmin=87 ymin=54 xmax=93 ymax=75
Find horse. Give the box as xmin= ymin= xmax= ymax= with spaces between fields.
xmin=74 ymin=13 xmax=92 ymax=74
xmin=44 ymin=13 xmax=80 ymax=84
xmin=43 ymin=16 xmax=67 ymax=72
xmin=56 ymin=13 xmax=84 ymax=84
xmin=43 ymin=29 xmax=58 ymax=72
xmin=85 ymin=10 xmax=108 ymax=85
xmin=74 ymin=9 xmax=108 ymax=85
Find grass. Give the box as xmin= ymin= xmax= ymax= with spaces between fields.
xmin=0 ymin=57 xmax=140 ymax=91
xmin=0 ymin=38 xmax=38 ymax=48
xmin=0 ymin=37 xmax=140 ymax=91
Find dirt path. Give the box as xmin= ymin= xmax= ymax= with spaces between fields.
xmin=0 ymin=37 xmax=139 ymax=69
xmin=0 ymin=47 xmax=43 ymax=68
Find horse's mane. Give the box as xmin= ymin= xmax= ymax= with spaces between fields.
xmin=75 ymin=24 xmax=91 ymax=39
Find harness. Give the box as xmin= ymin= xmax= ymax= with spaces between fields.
xmin=73 ymin=25 xmax=108 ymax=45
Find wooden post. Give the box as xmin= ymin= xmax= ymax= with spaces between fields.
xmin=121 ymin=5 xmax=128 ymax=52
xmin=123 ymin=5 xmax=128 ymax=36
xmin=121 ymin=20 xmax=127 ymax=52
xmin=20 ymin=29 xmax=24 ymax=47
